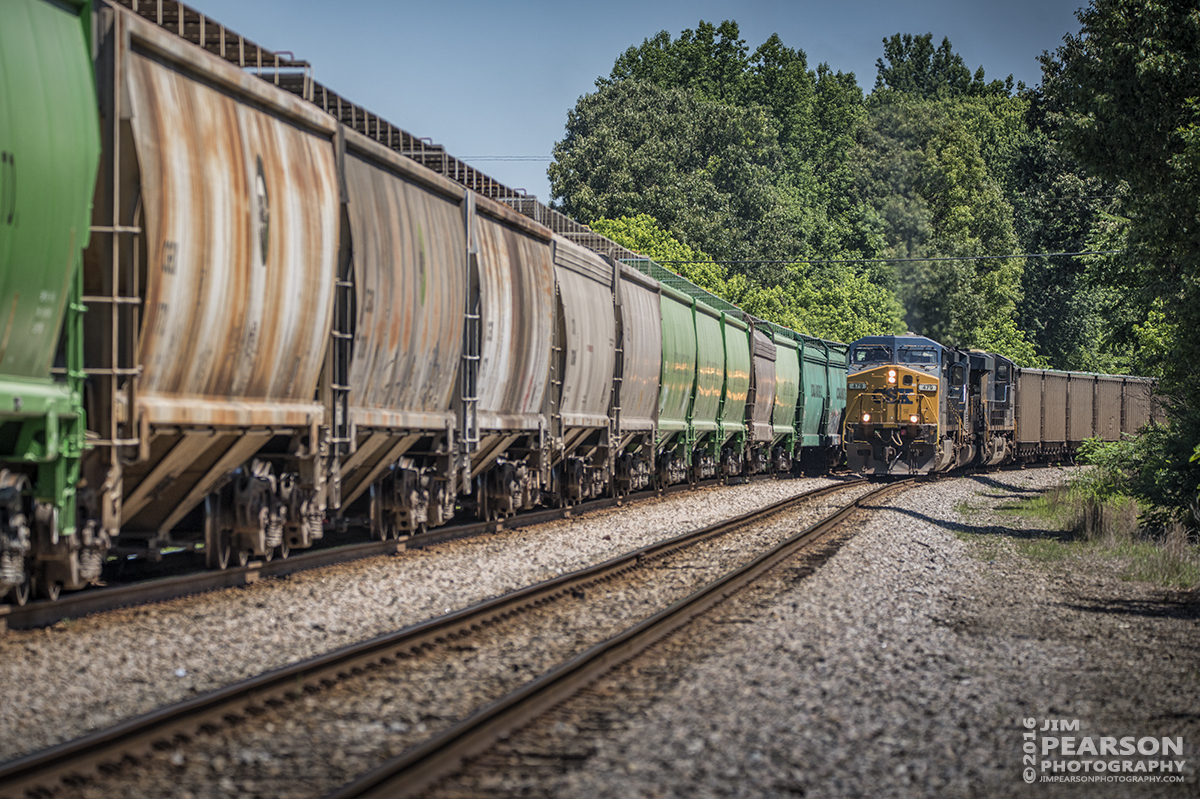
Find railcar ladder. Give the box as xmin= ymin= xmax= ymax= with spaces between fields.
xmin=610 ymin=258 xmax=623 ymax=437
xmin=87 ymin=10 xmax=144 ymax=461
xmin=460 ymin=195 xmax=481 ymax=478
xmin=549 ymin=282 xmax=565 ymax=448
xmin=329 ymin=272 xmax=353 ymax=457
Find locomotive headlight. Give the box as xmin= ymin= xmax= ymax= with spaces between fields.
xmin=909 ymin=414 xmax=919 ymax=424
xmin=862 ymin=413 xmax=871 ymax=423
xmin=887 ymin=369 xmax=897 ymax=384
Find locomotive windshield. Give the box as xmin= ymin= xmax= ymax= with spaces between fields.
xmin=852 ymin=345 xmax=891 ymax=367
xmin=898 ymin=345 xmax=939 ymax=369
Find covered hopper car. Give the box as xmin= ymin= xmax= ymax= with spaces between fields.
xmin=0 ymin=0 xmax=849 ymax=604
xmin=0 ymin=0 xmax=102 ymax=602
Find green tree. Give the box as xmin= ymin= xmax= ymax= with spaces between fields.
xmin=590 ymin=214 xmax=904 ymax=342
xmin=556 ymin=20 xmax=870 ymax=274
xmin=549 ymin=79 xmax=813 ymax=264
xmin=1042 ymin=0 xmax=1200 ymax=522
xmin=851 ymin=95 xmax=1039 ymax=363
xmin=604 ymin=20 xmax=750 ymax=104
xmin=875 ymin=33 xmax=1015 ymax=99
xmin=588 ymin=214 xmax=727 ymax=294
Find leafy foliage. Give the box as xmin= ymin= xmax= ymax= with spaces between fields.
xmin=590 ymin=214 xmax=903 ymax=342
xmin=1078 ymin=428 xmax=1199 ymax=529
xmin=1041 ymin=0 xmax=1200 ymax=521
xmin=588 ymin=214 xmax=726 ymax=295
xmin=874 ymin=33 xmax=1015 ymax=99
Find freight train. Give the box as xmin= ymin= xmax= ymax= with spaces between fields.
xmin=0 ymin=0 xmax=855 ymax=604
xmin=0 ymin=0 xmax=1162 ymax=604
xmin=843 ymin=335 xmax=1161 ymax=476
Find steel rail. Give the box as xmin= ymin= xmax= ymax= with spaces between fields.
xmin=0 ymin=471 xmax=800 ymax=631
xmin=0 ymin=478 xmax=864 ymax=798
xmin=325 ymin=479 xmax=911 ymax=799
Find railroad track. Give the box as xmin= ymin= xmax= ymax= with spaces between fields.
xmin=0 ymin=472 xmax=808 ymax=631
xmin=0 ymin=477 xmax=907 ymax=799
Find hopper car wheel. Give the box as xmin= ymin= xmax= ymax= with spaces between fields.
xmin=278 ymin=539 xmax=290 ymax=559
xmin=372 ymin=516 xmax=395 ymax=541
xmin=210 ymin=534 xmax=232 ymax=570
xmin=205 ymin=494 xmax=235 ymax=570
xmin=34 ymin=570 xmax=60 ymax=602
xmin=8 ymin=578 xmax=30 ymax=607
xmin=262 ymin=545 xmax=273 ymax=563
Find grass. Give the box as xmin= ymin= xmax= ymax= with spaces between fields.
xmin=997 ymin=483 xmax=1200 ymax=589
xmin=953 ymin=500 xmax=977 ymax=521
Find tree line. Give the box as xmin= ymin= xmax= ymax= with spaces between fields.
xmin=548 ymin=1 xmax=1199 ymax=524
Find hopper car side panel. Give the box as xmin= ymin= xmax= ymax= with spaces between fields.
xmin=612 ymin=263 xmax=661 ymax=494
xmin=825 ymin=342 xmax=849 ymax=447
xmin=614 ymin=264 xmax=661 ymax=432
xmin=473 ymin=215 xmax=553 ymax=432
xmin=691 ymin=302 xmax=724 ymax=437
xmin=1122 ymin=378 xmax=1154 ymax=434
xmin=1015 ymin=368 xmax=1043 ymax=452
xmin=772 ymin=336 xmax=800 ymax=443
xmin=718 ymin=313 xmax=750 ymax=455
xmin=549 ymin=236 xmax=617 ymax=501
xmin=88 ymin=7 xmax=341 ymax=557
xmin=552 ymin=236 xmax=615 ymax=429
xmin=1096 ymin=375 xmax=1122 ymax=441
xmin=0 ymin=0 xmax=100 ymax=378
xmin=798 ymin=339 xmax=827 ymax=449
xmin=342 ymin=147 xmax=463 ymax=429
xmin=334 ymin=132 xmax=469 ymax=523
xmin=747 ymin=328 xmax=776 ymax=445
xmin=125 ymin=49 xmax=337 ymax=412
xmin=1066 ymin=373 xmax=1096 ymax=445
xmin=657 ymin=285 xmax=696 ymax=438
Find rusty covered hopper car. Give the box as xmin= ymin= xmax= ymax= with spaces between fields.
xmin=85 ymin=7 xmax=341 ymax=566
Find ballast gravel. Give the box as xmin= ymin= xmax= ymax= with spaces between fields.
xmin=429 ymin=467 xmax=1199 ymax=799
xmin=47 ymin=483 xmax=877 ymax=799
xmin=0 ymin=476 xmax=836 ymax=762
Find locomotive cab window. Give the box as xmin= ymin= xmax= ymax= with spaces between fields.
xmin=852 ymin=345 xmax=891 ymax=366
xmin=950 ymin=364 xmax=966 ymax=387
xmin=898 ymin=346 xmax=938 ymax=368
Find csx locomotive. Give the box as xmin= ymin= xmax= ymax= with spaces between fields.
xmin=843 ymin=335 xmax=1159 ymax=476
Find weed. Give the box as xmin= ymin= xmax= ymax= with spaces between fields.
xmin=1016 ymin=538 xmax=1073 ymax=563
xmin=1002 ymin=480 xmax=1200 ymax=589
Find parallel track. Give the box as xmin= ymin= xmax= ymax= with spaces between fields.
xmin=0 ymin=473 xmax=808 ymax=630
xmin=0 ymin=472 xmax=902 ymax=796
xmin=328 ymin=479 xmax=911 ymax=799
xmin=0 ymin=478 xmax=875 ymax=798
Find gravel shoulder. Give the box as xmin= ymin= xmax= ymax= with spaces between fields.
xmin=433 ymin=467 xmax=1200 ymax=798
xmin=0 ymin=476 xmax=837 ymax=762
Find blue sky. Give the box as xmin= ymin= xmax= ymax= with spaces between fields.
xmin=190 ymin=0 xmax=1087 ymax=202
